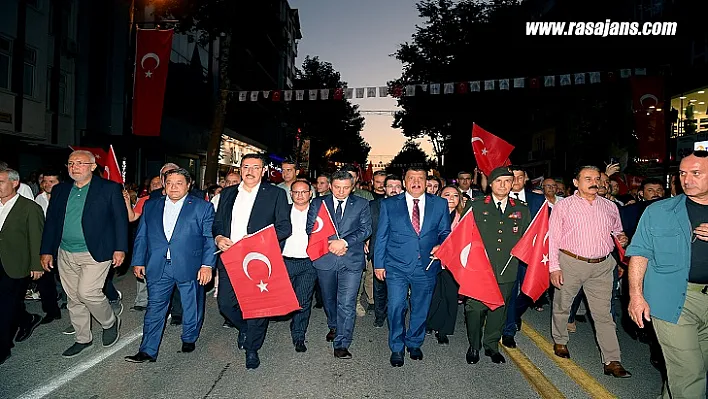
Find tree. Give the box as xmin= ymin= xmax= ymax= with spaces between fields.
xmin=386 ymin=140 xmax=435 ymax=174
xmin=290 ymin=56 xmax=370 ymax=169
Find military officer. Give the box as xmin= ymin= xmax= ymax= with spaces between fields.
xmin=464 ymin=167 xmax=530 ymax=365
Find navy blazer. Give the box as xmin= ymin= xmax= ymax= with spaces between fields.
xmin=306 ymin=194 xmax=372 ymax=272
xmin=521 ymin=189 xmax=545 ymax=218
xmin=212 ymin=183 xmax=292 ymax=267
xmin=373 ymin=193 xmax=451 ymax=275
xmin=367 ymin=197 xmax=382 ymax=261
xmin=131 ymin=194 xmax=216 ymax=283
xmin=40 ymin=175 xmax=128 ymax=262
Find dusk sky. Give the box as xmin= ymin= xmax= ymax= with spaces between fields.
xmin=289 ymin=0 xmax=434 ymax=163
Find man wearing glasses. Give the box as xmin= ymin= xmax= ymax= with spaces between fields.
xmin=40 ymin=150 xmax=128 ymax=358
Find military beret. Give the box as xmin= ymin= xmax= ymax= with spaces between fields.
xmin=488 ymin=166 xmax=514 ymax=182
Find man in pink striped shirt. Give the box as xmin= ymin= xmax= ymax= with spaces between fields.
xmin=548 ymin=165 xmax=631 ymax=378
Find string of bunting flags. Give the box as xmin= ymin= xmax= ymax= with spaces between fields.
xmin=230 ymin=67 xmax=649 ymax=102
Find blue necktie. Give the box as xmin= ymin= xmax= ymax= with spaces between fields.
xmin=335 ymin=200 xmax=344 ymax=222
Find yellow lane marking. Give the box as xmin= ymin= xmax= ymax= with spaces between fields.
xmin=501 ymin=344 xmax=566 ymax=398
xmin=521 ymin=323 xmax=617 ymax=399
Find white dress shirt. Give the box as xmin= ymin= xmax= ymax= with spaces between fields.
xmin=510 ymin=190 xmax=526 ymax=203
xmin=35 ymin=192 xmax=50 ymax=216
xmin=282 ymin=206 xmax=309 ymax=258
xmin=405 ymin=192 xmax=425 ymax=228
xmin=210 ymin=193 xmax=221 ymax=212
xmin=163 ymin=196 xmax=186 ymax=259
xmin=18 ymin=183 xmax=33 ymax=200
xmin=0 ymin=193 xmax=19 ymax=230
xmin=230 ymin=182 xmax=260 ymax=242
xmin=492 ymin=195 xmax=509 ymax=213
xmin=332 ymin=196 xmax=348 ymax=217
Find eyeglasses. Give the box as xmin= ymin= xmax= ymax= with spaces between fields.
xmin=291 ymin=190 xmax=310 ymax=196
xmin=543 ymin=184 xmax=557 ymax=188
xmin=66 ymin=162 xmax=95 ymax=168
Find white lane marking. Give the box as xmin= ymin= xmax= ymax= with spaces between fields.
xmin=16 ymin=328 xmax=143 ymax=399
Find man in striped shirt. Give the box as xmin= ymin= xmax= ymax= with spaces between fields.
xmin=548 ymin=165 xmax=631 ymax=378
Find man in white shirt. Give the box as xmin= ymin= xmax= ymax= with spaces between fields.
xmin=277 ymin=158 xmax=298 ymax=204
xmin=282 ymin=180 xmax=318 ymax=353
xmin=35 ymin=171 xmax=61 ymax=216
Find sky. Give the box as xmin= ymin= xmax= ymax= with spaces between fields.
xmin=289 ymin=0 xmax=434 ymax=163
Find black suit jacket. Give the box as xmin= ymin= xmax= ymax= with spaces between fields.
xmin=40 ymin=175 xmax=129 ymax=262
xmin=367 ymin=197 xmax=382 ymax=261
xmin=212 ymin=183 xmax=292 ymax=266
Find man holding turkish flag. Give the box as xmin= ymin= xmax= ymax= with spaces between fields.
xmin=510 ymin=201 xmax=550 ymax=302
xmin=471 ymin=123 xmax=514 ymax=176
xmin=306 ymin=202 xmax=338 ymax=260
xmin=132 ymin=28 xmax=173 ymax=136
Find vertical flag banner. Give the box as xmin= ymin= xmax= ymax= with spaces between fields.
xmin=307 ymin=203 xmax=338 ymax=261
xmin=105 ymin=145 xmax=123 ymax=184
xmin=132 ymin=28 xmax=173 ymax=136
xmin=630 ymin=76 xmax=666 ymax=162
xmin=471 ymin=123 xmax=515 ymax=176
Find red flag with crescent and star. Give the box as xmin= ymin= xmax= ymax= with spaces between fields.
xmin=132 ymin=28 xmax=173 ymax=136
xmin=68 ymin=146 xmax=108 ymax=168
xmin=511 ymin=201 xmax=550 ymax=302
xmin=435 ymin=210 xmax=504 ymax=310
xmin=220 ymin=225 xmax=300 ymax=319
xmin=471 ymin=123 xmax=515 ymax=176
xmin=307 ymin=202 xmax=338 ymax=261
xmin=104 ymin=145 xmax=123 ymax=184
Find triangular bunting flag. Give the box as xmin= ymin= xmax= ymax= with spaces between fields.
xmin=430 ymin=84 xmax=441 ymax=95
xmin=574 ymin=73 xmax=586 ymax=85
xmin=560 ymin=75 xmax=571 ymax=86
xmin=470 ymin=81 xmax=481 ymax=92
xmin=444 ymin=83 xmax=454 ymax=94
xmin=513 ymin=78 xmax=525 ymax=88
xmin=499 ymin=79 xmax=509 ymax=90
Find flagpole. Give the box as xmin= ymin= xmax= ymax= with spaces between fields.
xmin=500 ymin=255 xmax=513 ymax=276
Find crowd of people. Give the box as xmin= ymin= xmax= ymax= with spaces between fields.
xmin=1 ymin=149 xmax=707 ymax=398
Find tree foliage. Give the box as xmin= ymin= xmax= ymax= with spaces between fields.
xmin=290 ymin=56 xmax=370 ymax=168
xmin=386 ymin=140 xmax=435 ymax=174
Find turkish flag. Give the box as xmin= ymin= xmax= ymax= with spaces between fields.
xmin=613 ymin=235 xmax=629 ymax=265
xmin=220 ymin=225 xmax=300 ymax=319
xmin=307 ymin=202 xmax=338 ymax=261
xmin=132 ymin=28 xmax=173 ymax=136
xmin=103 ymin=145 xmax=123 ymax=184
xmin=630 ymin=76 xmax=666 ymax=162
xmin=511 ymin=202 xmax=550 ymax=302
xmin=435 ymin=211 xmax=504 ymax=310
xmin=68 ymin=146 xmax=108 ymax=168
xmin=471 ymin=123 xmax=515 ymax=176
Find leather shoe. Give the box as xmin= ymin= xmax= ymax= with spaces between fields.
xmin=333 ymin=348 xmax=352 ymax=359
xmin=294 ymin=341 xmax=307 ymax=353
xmin=501 ymin=335 xmax=517 ymax=349
xmin=245 ymin=351 xmax=260 ymax=370
xmin=125 ymin=352 xmax=156 ymax=363
xmin=40 ymin=313 xmax=61 ymax=325
xmin=326 ymin=328 xmax=336 ymax=342
xmin=408 ymin=347 xmax=423 ymax=360
xmin=553 ymin=344 xmax=570 ymax=359
xmin=170 ymin=316 xmax=182 ymax=326
xmin=390 ymin=351 xmax=404 ymax=367
xmin=485 ymin=350 xmax=506 ymax=364
xmin=237 ymin=331 xmax=246 ymax=350
xmin=15 ymin=314 xmax=42 ymax=342
xmin=435 ymin=332 xmax=449 ymax=345
xmin=604 ymin=361 xmax=631 ymax=378
xmin=181 ymin=342 xmax=195 ymax=353
xmin=466 ymin=347 xmax=480 ymax=364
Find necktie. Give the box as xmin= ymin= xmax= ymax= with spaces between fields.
xmin=514 ymin=192 xmax=520 ymax=200
xmin=412 ymin=198 xmax=421 ymax=234
xmin=335 ymin=200 xmax=344 ymax=222
xmin=497 ymin=201 xmax=503 ymax=216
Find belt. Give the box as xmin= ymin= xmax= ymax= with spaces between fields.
xmin=687 ymin=282 xmax=708 ymax=294
xmin=559 ymin=249 xmax=610 ymax=264
xmin=283 ymin=256 xmax=309 ymax=261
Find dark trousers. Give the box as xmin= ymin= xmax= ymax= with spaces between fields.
xmin=313 ymin=279 xmax=324 ymax=306
xmin=284 ymin=257 xmax=317 ymax=343
xmin=139 ymin=261 xmax=204 ymax=358
xmin=36 ymin=267 xmax=61 ymax=316
xmin=373 ymin=274 xmax=388 ymax=323
xmin=0 ymin=263 xmax=33 ymax=356
xmin=317 ymin=267 xmax=362 ymax=349
xmin=217 ymin=266 xmax=269 ymax=352
xmin=171 ymin=289 xmax=182 ymax=318
xmin=426 ymin=270 xmax=459 ymax=336
xmin=503 ymin=264 xmax=536 ymax=337
xmin=465 ymin=282 xmax=515 ymax=353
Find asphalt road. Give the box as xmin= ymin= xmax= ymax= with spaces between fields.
xmin=2 ymin=273 xmax=665 ymax=399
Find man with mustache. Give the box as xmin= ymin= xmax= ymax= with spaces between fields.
xmin=548 ymin=165 xmax=631 ymax=378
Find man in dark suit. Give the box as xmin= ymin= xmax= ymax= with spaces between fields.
xmin=368 ymin=174 xmax=402 ymax=327
xmin=213 ymin=153 xmax=291 ymax=370
xmin=125 ymin=168 xmax=216 ymax=363
xmin=374 ymin=167 xmax=451 ymax=367
xmin=306 ymin=170 xmax=372 ymax=359
xmin=502 ymin=165 xmax=546 ymax=348
xmin=0 ymin=168 xmax=45 ymax=365
xmin=40 ymin=150 xmax=128 ymax=358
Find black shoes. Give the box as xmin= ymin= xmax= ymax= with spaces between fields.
xmin=408 ymin=347 xmax=423 ymax=360
xmin=125 ymin=352 xmax=156 ymax=363
xmin=130 ymin=305 xmax=146 ymax=312
xmin=390 ymin=351 xmax=404 ymax=367
xmin=15 ymin=314 xmax=42 ymax=342
xmin=373 ymin=319 xmax=385 ymax=328
xmin=102 ymin=317 xmax=121 ymax=347
xmin=40 ymin=313 xmax=61 ymax=325
xmin=62 ymin=342 xmax=93 ymax=358
xmin=501 ymin=335 xmax=517 ymax=349
xmin=334 ymin=348 xmax=352 ymax=359
xmin=170 ymin=316 xmax=182 ymax=325
xmin=485 ymin=349 xmax=506 ymax=364
xmin=435 ymin=332 xmax=449 ymax=345
xmin=245 ymin=351 xmax=260 ymax=370
xmin=181 ymin=342 xmax=195 ymax=353
xmin=326 ymin=328 xmax=336 ymax=342
xmin=466 ymin=347 xmax=480 ymax=364
xmin=294 ymin=341 xmax=307 ymax=353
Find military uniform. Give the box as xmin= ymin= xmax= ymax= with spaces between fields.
xmin=464 ymin=194 xmax=530 ymax=355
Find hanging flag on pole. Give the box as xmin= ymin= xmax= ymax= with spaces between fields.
xmin=471 ymin=123 xmax=515 ymax=176
xmin=132 ymin=28 xmax=173 ymax=136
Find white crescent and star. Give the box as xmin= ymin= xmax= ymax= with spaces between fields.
xmin=471 ymin=137 xmax=488 ymax=155
xmin=242 ymin=252 xmax=273 ymax=283
xmin=313 ymin=217 xmax=324 ymax=234
xmin=460 ymin=243 xmax=472 ymax=268
xmin=140 ymin=52 xmax=160 ymax=78
xmin=639 ymin=94 xmax=658 ymax=108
